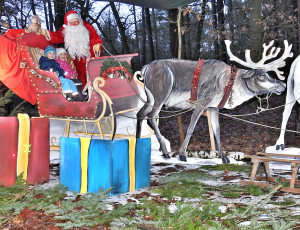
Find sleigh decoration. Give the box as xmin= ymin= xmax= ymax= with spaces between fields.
xmin=100 ymin=58 xmax=133 ymax=80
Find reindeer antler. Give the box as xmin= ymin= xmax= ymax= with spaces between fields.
xmin=225 ymin=40 xmax=293 ymax=80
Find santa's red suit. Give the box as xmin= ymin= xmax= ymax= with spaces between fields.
xmin=46 ymin=11 xmax=103 ymax=88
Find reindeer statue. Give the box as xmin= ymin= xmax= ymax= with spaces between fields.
xmin=136 ymin=40 xmax=292 ymax=164
xmin=275 ymin=55 xmax=300 ymax=150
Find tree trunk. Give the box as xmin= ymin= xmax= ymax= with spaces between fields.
xmin=110 ymin=2 xmax=130 ymax=54
xmin=30 ymin=0 xmax=36 ymax=15
xmin=248 ymin=0 xmax=263 ymax=62
xmin=181 ymin=10 xmax=187 ymax=59
xmin=0 ymin=0 xmax=5 ymax=33
xmin=194 ymin=1 xmax=207 ymax=60
xmin=53 ymin=0 xmax=66 ymax=31
xmin=43 ymin=0 xmax=49 ymax=30
xmin=47 ymin=0 xmax=54 ymax=31
xmin=177 ymin=7 xmax=182 ymax=59
xmin=211 ymin=0 xmax=219 ymax=59
xmin=0 ymin=0 xmax=4 ymax=17
xmin=145 ymin=8 xmax=155 ymax=61
xmin=151 ymin=8 xmax=159 ymax=59
xmin=217 ymin=0 xmax=226 ymax=61
xmin=141 ymin=7 xmax=146 ymax=65
xmin=227 ymin=0 xmax=234 ymax=42
xmin=168 ymin=8 xmax=178 ymax=58
xmin=132 ymin=6 xmax=141 ymax=70
xmin=183 ymin=10 xmax=192 ymax=59
xmin=177 ymin=7 xmax=185 ymax=145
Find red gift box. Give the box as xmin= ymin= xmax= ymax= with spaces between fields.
xmin=0 ymin=115 xmax=49 ymax=186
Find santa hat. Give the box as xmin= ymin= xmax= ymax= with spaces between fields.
xmin=44 ymin=45 xmax=56 ymax=56
xmin=56 ymin=47 xmax=66 ymax=57
xmin=64 ymin=11 xmax=81 ymax=25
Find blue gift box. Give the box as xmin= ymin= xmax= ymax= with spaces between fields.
xmin=60 ymin=137 xmax=151 ymax=196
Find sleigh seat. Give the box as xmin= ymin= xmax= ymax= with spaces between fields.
xmin=24 ymin=46 xmax=82 ymax=99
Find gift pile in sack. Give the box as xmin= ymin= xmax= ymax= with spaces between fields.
xmin=0 ymin=114 xmax=50 ymax=186
xmin=60 ymin=137 xmax=151 ymax=196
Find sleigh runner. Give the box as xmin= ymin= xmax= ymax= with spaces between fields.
xmin=17 ymin=43 xmax=145 ymax=147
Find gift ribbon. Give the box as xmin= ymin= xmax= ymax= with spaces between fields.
xmin=17 ymin=113 xmax=30 ymax=180
xmin=78 ymin=137 xmax=137 ymax=193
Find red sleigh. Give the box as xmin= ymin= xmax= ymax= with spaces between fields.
xmin=16 ymin=44 xmax=145 ymax=148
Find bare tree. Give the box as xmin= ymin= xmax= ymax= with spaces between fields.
xmin=141 ymin=7 xmax=146 ymax=65
xmin=53 ymin=0 xmax=66 ymax=30
xmin=109 ymin=2 xmax=130 ymax=54
xmin=47 ymin=0 xmax=54 ymax=31
xmin=151 ymin=8 xmax=159 ymax=59
xmin=182 ymin=8 xmax=192 ymax=59
xmin=42 ymin=0 xmax=49 ymax=29
xmin=145 ymin=8 xmax=155 ymax=61
xmin=168 ymin=8 xmax=178 ymax=58
xmin=217 ymin=0 xmax=226 ymax=61
xmin=193 ymin=0 xmax=207 ymax=60
xmin=248 ymin=0 xmax=263 ymax=62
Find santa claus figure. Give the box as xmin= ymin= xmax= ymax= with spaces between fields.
xmin=40 ymin=11 xmax=103 ymax=88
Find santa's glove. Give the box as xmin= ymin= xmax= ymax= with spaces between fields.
xmin=93 ymin=43 xmax=102 ymax=57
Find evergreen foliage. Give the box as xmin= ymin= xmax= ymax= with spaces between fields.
xmin=1 ymin=168 xmax=300 ymax=229
xmin=100 ymin=58 xmax=133 ymax=78
xmin=0 ymin=89 xmax=14 ymax=116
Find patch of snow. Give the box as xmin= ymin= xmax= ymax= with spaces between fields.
xmin=168 ymin=203 xmax=178 ymax=213
xmin=218 ymin=205 xmax=227 ymax=213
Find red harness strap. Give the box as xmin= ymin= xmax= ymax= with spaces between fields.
xmin=190 ymin=59 xmax=204 ymax=101
xmin=217 ymin=66 xmax=238 ymax=109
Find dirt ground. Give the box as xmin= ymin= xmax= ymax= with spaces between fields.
xmin=158 ymin=93 xmax=299 ymax=155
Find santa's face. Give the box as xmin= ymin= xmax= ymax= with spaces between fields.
xmin=63 ymin=20 xmax=90 ymax=60
xmin=69 ymin=18 xmax=80 ymax=26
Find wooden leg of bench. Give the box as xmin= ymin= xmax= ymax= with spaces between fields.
xmin=204 ymin=111 xmax=216 ymax=151
xmin=250 ymin=159 xmax=263 ymax=182
xmin=290 ymin=163 xmax=299 ymax=188
xmin=264 ymin=161 xmax=270 ymax=179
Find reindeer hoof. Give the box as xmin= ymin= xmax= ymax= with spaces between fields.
xmin=276 ymin=144 xmax=285 ymax=151
xmin=179 ymin=155 xmax=187 ymax=162
xmin=222 ymin=157 xmax=230 ymax=164
xmin=162 ymin=154 xmax=171 ymax=159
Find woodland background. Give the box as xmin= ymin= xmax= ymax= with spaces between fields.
xmin=1 ymin=0 xmax=300 ymax=74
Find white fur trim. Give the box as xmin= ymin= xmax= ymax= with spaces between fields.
xmin=67 ymin=13 xmax=80 ymax=22
xmin=56 ymin=47 xmax=66 ymax=58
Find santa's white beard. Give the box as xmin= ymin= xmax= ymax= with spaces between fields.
xmin=63 ymin=24 xmax=90 ymax=60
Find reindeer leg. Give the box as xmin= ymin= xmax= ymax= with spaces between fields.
xmin=136 ymin=86 xmax=155 ymax=138
xmin=178 ymin=107 xmax=205 ymax=162
xmin=148 ymin=105 xmax=170 ymax=159
xmin=275 ymin=83 xmax=296 ymax=150
xmin=136 ymin=104 xmax=153 ymax=139
xmin=209 ymin=108 xmax=229 ymax=164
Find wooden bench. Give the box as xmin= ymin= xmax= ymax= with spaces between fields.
xmin=239 ymin=152 xmax=300 ymax=193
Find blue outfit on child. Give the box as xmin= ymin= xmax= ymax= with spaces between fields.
xmin=39 ymin=46 xmax=78 ymax=95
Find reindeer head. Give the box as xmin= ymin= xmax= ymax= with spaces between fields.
xmin=225 ymin=40 xmax=293 ymax=80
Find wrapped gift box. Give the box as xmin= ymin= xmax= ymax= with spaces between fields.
xmin=60 ymin=137 xmax=151 ymax=196
xmin=0 ymin=114 xmax=50 ymax=186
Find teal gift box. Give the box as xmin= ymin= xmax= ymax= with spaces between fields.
xmin=60 ymin=137 xmax=151 ymax=196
